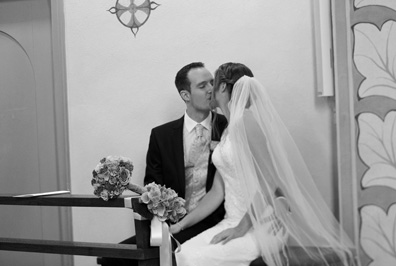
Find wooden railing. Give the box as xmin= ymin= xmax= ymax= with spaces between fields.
xmin=0 ymin=194 xmax=355 ymax=266
xmin=0 ymin=194 xmax=159 ymax=266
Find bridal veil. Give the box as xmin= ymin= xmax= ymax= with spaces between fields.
xmin=227 ymin=76 xmax=354 ymax=266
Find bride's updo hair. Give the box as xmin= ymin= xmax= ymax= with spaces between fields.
xmin=211 ymin=62 xmax=254 ymax=135
xmin=213 ymin=62 xmax=254 ymax=95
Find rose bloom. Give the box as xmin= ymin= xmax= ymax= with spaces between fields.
xmin=108 ymin=175 xmax=118 ymax=185
xmin=153 ymin=203 xmax=166 ymax=217
xmin=100 ymin=190 xmax=109 ymax=201
xmin=94 ymin=163 xmax=103 ymax=173
xmin=119 ymin=167 xmax=130 ymax=185
xmin=148 ymin=188 xmax=161 ymax=203
xmin=140 ymin=192 xmax=151 ymax=204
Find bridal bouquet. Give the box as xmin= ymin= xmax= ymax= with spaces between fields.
xmin=139 ymin=182 xmax=187 ymax=223
xmin=91 ymin=155 xmax=134 ymax=201
xmin=91 ymin=156 xmax=186 ymax=223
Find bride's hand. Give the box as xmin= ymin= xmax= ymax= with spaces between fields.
xmin=170 ymin=223 xmax=183 ymax=234
xmin=211 ymin=213 xmax=251 ymax=244
xmin=210 ymin=227 xmax=244 ymax=245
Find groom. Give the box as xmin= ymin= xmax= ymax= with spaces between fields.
xmin=144 ymin=61 xmax=227 ymax=243
xmin=100 ymin=62 xmax=227 ymax=266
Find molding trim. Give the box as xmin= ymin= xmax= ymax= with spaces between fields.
xmin=332 ymin=0 xmax=360 ymax=250
xmin=50 ymin=1 xmax=73 ymax=265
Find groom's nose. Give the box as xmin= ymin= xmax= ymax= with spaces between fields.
xmin=206 ymin=90 xmax=212 ymax=99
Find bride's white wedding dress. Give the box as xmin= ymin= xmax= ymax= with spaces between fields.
xmin=176 ymin=76 xmax=354 ymax=266
xmin=175 ymin=130 xmax=286 ymax=266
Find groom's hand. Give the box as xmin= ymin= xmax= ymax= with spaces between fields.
xmin=210 ymin=227 xmax=244 ymax=245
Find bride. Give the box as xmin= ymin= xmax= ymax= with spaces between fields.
xmin=170 ymin=62 xmax=354 ymax=266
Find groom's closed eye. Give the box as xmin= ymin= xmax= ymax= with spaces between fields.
xmin=198 ymin=82 xmax=208 ymax=89
xmin=197 ymin=80 xmax=213 ymax=89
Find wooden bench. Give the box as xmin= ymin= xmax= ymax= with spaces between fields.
xmin=0 ymin=194 xmax=160 ymax=266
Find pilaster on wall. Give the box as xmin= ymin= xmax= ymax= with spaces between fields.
xmin=333 ymin=0 xmax=358 ymax=247
xmin=335 ymin=1 xmax=396 ymax=265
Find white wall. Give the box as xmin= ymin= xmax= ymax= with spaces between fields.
xmin=64 ymin=0 xmax=335 ymax=265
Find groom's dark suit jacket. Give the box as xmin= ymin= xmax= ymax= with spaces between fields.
xmin=144 ymin=112 xmax=228 ymax=243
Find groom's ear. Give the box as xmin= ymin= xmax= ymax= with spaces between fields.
xmin=180 ymin=90 xmax=190 ymax=102
xmin=220 ymin=82 xmax=227 ymax=93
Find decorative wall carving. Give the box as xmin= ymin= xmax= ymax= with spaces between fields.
xmin=108 ymin=0 xmax=160 ymax=36
xmin=355 ymin=0 xmax=396 ymax=10
xmin=357 ymin=111 xmax=396 ymax=190
xmin=354 ymin=21 xmax=396 ymax=100
xmin=360 ymin=203 xmax=396 ymax=265
xmin=351 ymin=1 xmax=396 ymax=265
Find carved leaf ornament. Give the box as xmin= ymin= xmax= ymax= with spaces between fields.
xmin=354 ymin=21 xmax=396 ymax=100
xmin=358 ymin=111 xmax=396 ymax=190
xmin=355 ymin=0 xmax=396 ymax=10
xmin=360 ymin=204 xmax=396 ymax=265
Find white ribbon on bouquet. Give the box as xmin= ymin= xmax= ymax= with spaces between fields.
xmin=150 ymin=217 xmax=172 ymax=266
xmin=124 ymin=197 xmax=180 ymax=266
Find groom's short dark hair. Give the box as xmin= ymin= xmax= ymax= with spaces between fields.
xmin=175 ymin=62 xmax=205 ymax=93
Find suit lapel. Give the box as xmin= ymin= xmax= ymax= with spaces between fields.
xmin=172 ymin=116 xmax=186 ymax=197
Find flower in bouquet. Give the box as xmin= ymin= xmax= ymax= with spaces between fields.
xmin=91 ymin=155 xmax=134 ymax=201
xmin=140 ymin=182 xmax=187 ymax=223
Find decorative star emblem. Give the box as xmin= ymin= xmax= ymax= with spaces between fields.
xmin=109 ymin=0 xmax=160 ymax=37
